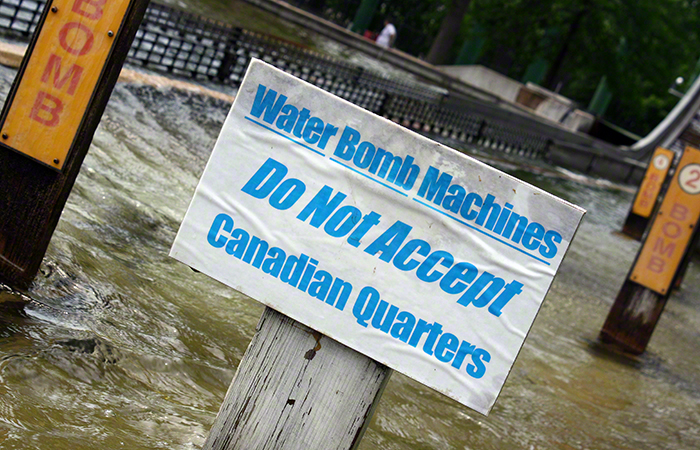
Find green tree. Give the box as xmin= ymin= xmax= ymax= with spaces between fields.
xmin=324 ymin=0 xmax=450 ymax=56
xmin=323 ymin=0 xmax=700 ymax=135
xmin=467 ymin=0 xmax=700 ymax=135
xmin=425 ymin=0 xmax=472 ymax=65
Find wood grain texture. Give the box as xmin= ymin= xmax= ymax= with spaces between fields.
xmin=600 ymin=281 xmax=668 ymax=354
xmin=204 ymin=307 xmax=392 ymax=450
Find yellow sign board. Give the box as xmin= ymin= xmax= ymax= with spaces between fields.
xmin=631 ymin=146 xmax=700 ymax=294
xmin=0 ymin=0 xmax=131 ymax=170
xmin=631 ymin=147 xmax=674 ymax=218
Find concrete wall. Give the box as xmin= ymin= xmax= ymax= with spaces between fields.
xmin=438 ymin=65 xmax=595 ymax=133
xmin=561 ymin=110 xmax=595 ymax=133
xmin=439 ymin=65 xmax=521 ymax=103
xmin=547 ymin=143 xmax=646 ymax=185
xmin=525 ymin=83 xmax=594 ymax=133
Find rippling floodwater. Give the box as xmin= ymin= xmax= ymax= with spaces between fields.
xmin=1 ymin=24 xmax=700 ymax=450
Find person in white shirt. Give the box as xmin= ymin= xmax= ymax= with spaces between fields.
xmin=376 ymin=19 xmax=396 ymax=49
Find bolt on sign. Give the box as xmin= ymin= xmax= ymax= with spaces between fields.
xmin=631 ymin=146 xmax=700 ymax=294
xmin=0 ymin=0 xmax=131 ymax=171
xmin=170 ymin=60 xmax=585 ymax=415
xmin=631 ymin=147 xmax=674 ymax=218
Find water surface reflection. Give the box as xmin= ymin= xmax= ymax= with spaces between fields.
xmin=0 ymin=60 xmax=698 ymax=450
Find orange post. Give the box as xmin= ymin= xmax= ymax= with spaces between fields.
xmin=601 ymin=146 xmax=700 ymax=353
xmin=0 ymin=0 xmax=150 ymax=287
xmin=621 ymin=147 xmax=675 ymax=240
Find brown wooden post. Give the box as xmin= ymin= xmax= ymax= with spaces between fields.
xmin=601 ymin=146 xmax=700 ymax=354
xmin=621 ymin=147 xmax=675 ymax=240
xmin=0 ymin=0 xmax=150 ymax=288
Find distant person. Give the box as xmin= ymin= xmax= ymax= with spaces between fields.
xmin=376 ymin=18 xmax=396 ymax=49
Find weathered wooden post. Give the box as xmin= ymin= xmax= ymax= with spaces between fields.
xmin=621 ymin=147 xmax=675 ymax=240
xmin=601 ymin=146 xmax=700 ymax=354
xmin=170 ymin=59 xmax=584 ymax=448
xmin=203 ymin=308 xmax=391 ymax=449
xmin=0 ymin=0 xmax=150 ymax=288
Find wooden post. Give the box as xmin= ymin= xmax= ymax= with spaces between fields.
xmin=171 ymin=59 xmax=585 ymax=446
xmin=0 ymin=0 xmax=150 ymax=288
xmin=203 ymin=307 xmax=391 ymax=450
xmin=621 ymin=147 xmax=674 ymax=240
xmin=671 ymin=216 xmax=700 ymax=290
xmin=599 ymin=281 xmax=671 ymax=354
xmin=601 ymin=146 xmax=700 ymax=354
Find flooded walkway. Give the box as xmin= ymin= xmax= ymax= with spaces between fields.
xmin=0 ymin=10 xmax=699 ymax=450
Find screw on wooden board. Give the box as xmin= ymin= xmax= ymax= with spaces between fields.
xmin=2 ymin=133 xmax=7 ymax=139
xmin=108 ymin=31 xmax=114 ymax=37
xmin=53 ymin=159 xmax=59 ymax=164
xmin=51 ymin=6 xmax=57 ymax=12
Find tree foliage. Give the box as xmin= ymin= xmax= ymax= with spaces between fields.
xmin=323 ymin=0 xmax=451 ymax=56
xmin=460 ymin=0 xmax=700 ymax=135
xmin=320 ymin=0 xmax=700 ymax=135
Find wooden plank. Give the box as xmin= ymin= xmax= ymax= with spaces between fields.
xmin=203 ymin=307 xmax=391 ymax=450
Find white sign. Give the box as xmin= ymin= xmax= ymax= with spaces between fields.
xmin=653 ymin=153 xmax=670 ymax=171
xmin=678 ymin=163 xmax=700 ymax=195
xmin=170 ymin=59 xmax=585 ymax=415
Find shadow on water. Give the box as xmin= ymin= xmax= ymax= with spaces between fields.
xmin=585 ymin=339 xmax=648 ymax=369
xmin=0 ymin=44 xmax=699 ymax=450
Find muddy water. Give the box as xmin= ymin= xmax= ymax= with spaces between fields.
xmin=0 ymin=45 xmax=700 ymax=450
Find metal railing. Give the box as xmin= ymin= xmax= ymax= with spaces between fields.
xmin=0 ymin=0 xmax=41 ymax=36
xmin=0 ymin=0 xmax=583 ymax=160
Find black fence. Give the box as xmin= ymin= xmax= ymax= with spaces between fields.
xmin=0 ymin=0 xmax=549 ymax=158
xmin=0 ymin=0 xmax=41 ymax=35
